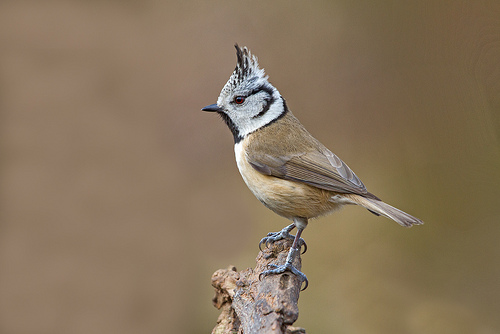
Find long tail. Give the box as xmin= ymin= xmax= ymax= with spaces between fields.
xmin=351 ymin=196 xmax=424 ymax=227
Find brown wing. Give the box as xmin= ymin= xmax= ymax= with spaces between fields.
xmin=247 ymin=148 xmax=379 ymax=199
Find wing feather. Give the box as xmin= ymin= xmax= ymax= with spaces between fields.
xmin=248 ymin=148 xmax=379 ymax=199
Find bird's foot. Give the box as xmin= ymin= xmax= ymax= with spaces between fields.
xmin=259 ymin=261 xmax=309 ymax=290
xmin=259 ymin=224 xmax=307 ymax=254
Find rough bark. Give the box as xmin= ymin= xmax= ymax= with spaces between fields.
xmin=211 ymin=239 xmax=306 ymax=334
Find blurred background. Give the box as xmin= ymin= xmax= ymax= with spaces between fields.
xmin=1 ymin=1 xmax=499 ymax=333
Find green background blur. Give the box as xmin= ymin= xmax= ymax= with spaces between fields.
xmin=1 ymin=1 xmax=499 ymax=333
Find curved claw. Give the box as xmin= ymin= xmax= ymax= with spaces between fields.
xmin=258 ymin=224 xmax=297 ymax=251
xmin=300 ymin=277 xmax=309 ymax=291
xmin=258 ymin=264 xmax=275 ymax=281
xmin=300 ymin=240 xmax=307 ymax=254
xmin=258 ymin=238 xmax=266 ymax=251
xmin=259 ymin=232 xmax=276 ymax=251
xmin=259 ymin=236 xmax=307 ymax=257
xmin=259 ymin=263 xmax=308 ymax=290
xmin=259 ymin=232 xmax=291 ymax=251
xmin=259 ymin=263 xmax=277 ymax=280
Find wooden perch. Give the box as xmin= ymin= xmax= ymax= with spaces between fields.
xmin=211 ymin=238 xmax=306 ymax=334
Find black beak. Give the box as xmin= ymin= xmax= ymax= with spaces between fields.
xmin=201 ymin=103 xmax=223 ymax=112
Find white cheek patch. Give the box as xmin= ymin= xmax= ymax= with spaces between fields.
xmin=236 ymin=93 xmax=284 ymax=138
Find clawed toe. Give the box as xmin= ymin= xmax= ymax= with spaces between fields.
xmin=259 ymin=231 xmax=307 ymax=253
xmin=259 ymin=263 xmax=309 ymax=290
xmin=259 ymin=231 xmax=293 ymax=251
xmin=299 ymin=240 xmax=307 ymax=254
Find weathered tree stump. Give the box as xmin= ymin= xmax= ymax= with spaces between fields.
xmin=211 ymin=238 xmax=306 ymax=334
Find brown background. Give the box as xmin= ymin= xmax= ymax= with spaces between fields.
xmin=1 ymin=1 xmax=499 ymax=333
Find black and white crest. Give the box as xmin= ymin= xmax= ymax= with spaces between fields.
xmin=234 ymin=44 xmax=264 ymax=83
xmin=220 ymin=44 xmax=268 ymax=99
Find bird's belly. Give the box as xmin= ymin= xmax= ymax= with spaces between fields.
xmin=235 ymin=143 xmax=341 ymax=219
xmin=246 ymin=173 xmax=340 ymax=219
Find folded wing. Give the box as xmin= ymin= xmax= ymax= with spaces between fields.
xmin=247 ymin=148 xmax=380 ymax=200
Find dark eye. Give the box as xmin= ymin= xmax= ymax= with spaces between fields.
xmin=234 ymin=96 xmax=245 ymax=104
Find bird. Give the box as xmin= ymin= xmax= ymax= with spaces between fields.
xmin=202 ymin=44 xmax=423 ymax=289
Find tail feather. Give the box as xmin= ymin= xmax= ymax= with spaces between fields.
xmin=352 ymin=196 xmax=423 ymax=227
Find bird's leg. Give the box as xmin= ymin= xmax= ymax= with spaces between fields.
xmin=259 ymin=227 xmax=308 ymax=290
xmin=259 ymin=223 xmax=307 ymax=254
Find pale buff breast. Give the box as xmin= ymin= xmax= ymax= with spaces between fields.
xmin=235 ymin=139 xmax=342 ymax=220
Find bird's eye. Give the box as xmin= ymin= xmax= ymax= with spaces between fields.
xmin=234 ymin=96 xmax=245 ymax=104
